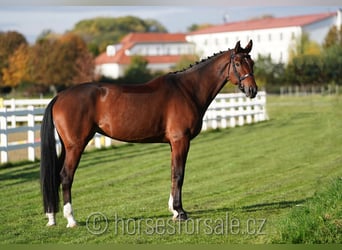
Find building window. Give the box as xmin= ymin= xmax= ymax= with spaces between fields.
xmin=225 ymin=37 xmax=229 ymax=45
xmin=257 ymin=34 xmax=261 ymax=42
xmin=280 ymin=32 xmax=283 ymax=41
xmin=268 ymin=33 xmax=272 ymax=41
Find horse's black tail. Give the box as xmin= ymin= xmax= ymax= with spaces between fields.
xmin=40 ymin=96 xmax=62 ymax=213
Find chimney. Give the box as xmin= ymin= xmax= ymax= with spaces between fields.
xmin=106 ymin=45 xmax=116 ymax=57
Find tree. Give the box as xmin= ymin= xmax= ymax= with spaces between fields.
xmin=288 ymin=33 xmax=321 ymax=60
xmin=286 ymin=54 xmax=324 ymax=86
xmin=72 ymin=16 xmax=168 ymax=55
xmin=322 ymin=45 xmax=342 ymax=85
xmin=285 ymin=33 xmax=324 ymax=86
xmin=123 ymin=56 xmax=152 ymax=84
xmin=323 ymin=25 xmax=342 ymax=49
xmin=171 ymin=55 xmax=199 ymax=72
xmin=2 ymin=44 xmax=29 ymax=88
xmin=28 ymin=33 xmax=94 ymax=91
xmin=254 ymin=54 xmax=285 ymax=87
xmin=0 ymin=31 xmax=27 ymax=87
xmin=58 ymin=33 xmax=94 ymax=85
xmin=187 ymin=23 xmax=213 ymax=32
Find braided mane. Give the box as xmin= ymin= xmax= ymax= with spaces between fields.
xmin=170 ymin=50 xmax=227 ymax=74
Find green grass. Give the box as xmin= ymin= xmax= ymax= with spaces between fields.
xmin=273 ymin=178 xmax=342 ymax=243
xmin=0 ymin=95 xmax=341 ymax=243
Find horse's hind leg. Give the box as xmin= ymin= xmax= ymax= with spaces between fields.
xmin=60 ymin=145 xmax=84 ymax=228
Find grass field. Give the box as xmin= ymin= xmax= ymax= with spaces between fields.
xmin=0 ymin=95 xmax=341 ymax=244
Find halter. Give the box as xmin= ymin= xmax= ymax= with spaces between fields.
xmin=229 ymin=51 xmax=254 ymax=87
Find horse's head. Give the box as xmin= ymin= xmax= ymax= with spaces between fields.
xmin=228 ymin=40 xmax=258 ymax=98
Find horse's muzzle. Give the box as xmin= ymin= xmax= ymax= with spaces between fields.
xmin=239 ymin=83 xmax=258 ymax=99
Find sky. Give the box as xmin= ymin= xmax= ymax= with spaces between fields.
xmin=0 ymin=3 xmax=341 ymax=43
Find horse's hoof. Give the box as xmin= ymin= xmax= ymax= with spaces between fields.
xmin=46 ymin=222 xmax=56 ymax=227
xmin=66 ymin=222 xmax=77 ymax=228
xmin=173 ymin=212 xmax=188 ymax=221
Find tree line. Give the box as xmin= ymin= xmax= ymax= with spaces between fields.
xmin=254 ymin=25 xmax=342 ymax=92
xmin=0 ymin=31 xmax=94 ymax=95
xmin=0 ymin=16 xmax=169 ymax=96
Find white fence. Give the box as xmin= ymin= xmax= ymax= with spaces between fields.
xmin=0 ymin=91 xmax=267 ymax=164
xmin=202 ymin=92 xmax=267 ymax=130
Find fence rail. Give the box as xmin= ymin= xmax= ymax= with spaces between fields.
xmin=0 ymin=91 xmax=267 ymax=164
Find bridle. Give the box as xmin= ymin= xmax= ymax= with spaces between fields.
xmin=228 ymin=51 xmax=254 ymax=88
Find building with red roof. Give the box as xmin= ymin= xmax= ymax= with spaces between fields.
xmin=186 ymin=10 xmax=342 ymax=63
xmin=95 ymin=33 xmax=195 ymax=79
xmin=95 ymin=10 xmax=342 ymax=80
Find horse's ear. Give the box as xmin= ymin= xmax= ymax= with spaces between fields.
xmin=244 ymin=40 xmax=253 ymax=54
xmin=234 ymin=41 xmax=241 ymax=53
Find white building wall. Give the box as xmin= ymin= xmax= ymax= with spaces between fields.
xmin=187 ymin=26 xmax=302 ymax=64
xmin=251 ymin=26 xmax=302 ymax=63
xmin=303 ymin=16 xmax=336 ymax=44
xmin=96 ymin=41 xmax=195 ymax=79
xmin=95 ymin=63 xmax=124 ymax=79
xmin=187 ymin=11 xmax=341 ymax=64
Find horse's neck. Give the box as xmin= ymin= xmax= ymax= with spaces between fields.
xmin=178 ymin=51 xmax=230 ymax=113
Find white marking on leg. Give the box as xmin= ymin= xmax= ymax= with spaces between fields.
xmin=46 ymin=213 xmax=56 ymax=226
xmin=168 ymin=193 xmax=178 ymax=219
xmin=63 ymin=202 xmax=77 ymax=228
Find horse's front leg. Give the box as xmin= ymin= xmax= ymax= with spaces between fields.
xmin=168 ymin=136 xmax=190 ymax=220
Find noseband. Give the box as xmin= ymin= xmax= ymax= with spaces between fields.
xmin=228 ymin=52 xmax=254 ymax=87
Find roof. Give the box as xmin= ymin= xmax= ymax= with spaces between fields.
xmin=95 ymin=32 xmax=190 ymax=66
xmin=121 ymin=32 xmax=187 ymax=43
xmin=189 ymin=12 xmax=336 ymax=35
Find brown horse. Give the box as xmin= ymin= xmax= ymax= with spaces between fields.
xmin=40 ymin=40 xmax=257 ymax=227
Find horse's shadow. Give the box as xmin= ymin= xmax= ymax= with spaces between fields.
xmin=77 ymin=198 xmax=308 ymax=226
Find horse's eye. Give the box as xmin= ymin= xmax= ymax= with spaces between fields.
xmin=235 ymin=62 xmax=240 ymax=67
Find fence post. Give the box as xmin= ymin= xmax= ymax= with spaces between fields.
xmin=94 ymin=133 xmax=101 ymax=149
xmin=105 ymin=136 xmax=112 ymax=147
xmin=246 ymin=100 xmax=252 ymax=124
xmin=237 ymin=97 xmax=244 ymax=126
xmin=27 ymin=106 xmax=35 ymax=161
xmin=202 ymin=114 xmax=208 ymax=131
xmin=229 ymin=97 xmax=236 ymax=128
xmin=0 ymin=109 xmax=8 ymax=164
xmin=220 ymin=98 xmax=227 ymax=129
xmin=263 ymin=93 xmax=268 ymax=121
xmin=9 ymin=99 xmax=16 ymax=128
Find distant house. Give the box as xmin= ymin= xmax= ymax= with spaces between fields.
xmin=186 ymin=10 xmax=342 ymax=64
xmin=95 ymin=32 xmax=195 ymax=79
xmin=95 ymin=10 xmax=342 ymax=78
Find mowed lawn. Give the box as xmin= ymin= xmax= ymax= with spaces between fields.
xmin=0 ymin=95 xmax=341 ymax=243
